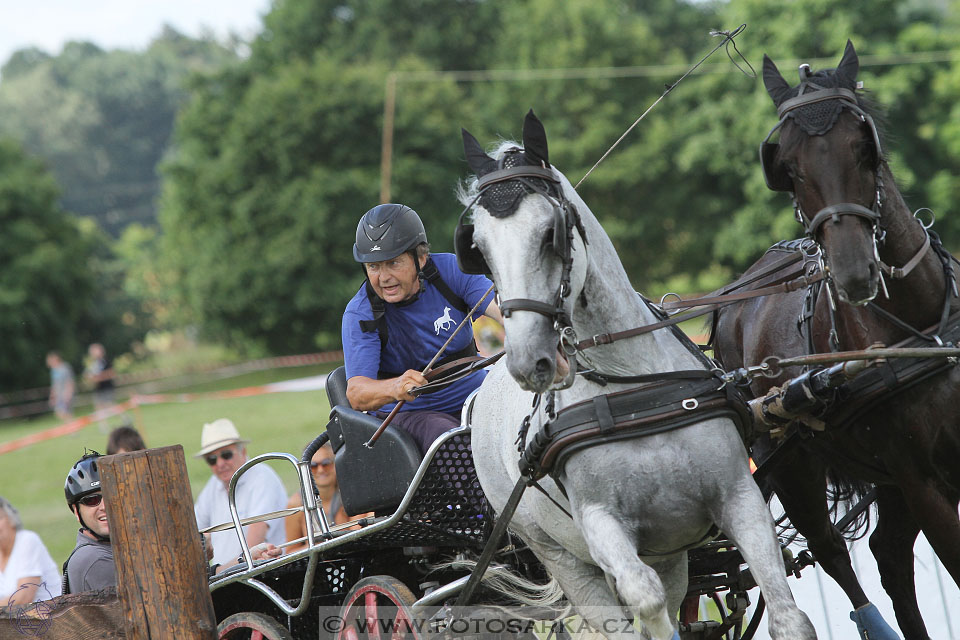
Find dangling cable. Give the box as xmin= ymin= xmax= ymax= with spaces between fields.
xmin=575 ymin=24 xmax=752 ymax=189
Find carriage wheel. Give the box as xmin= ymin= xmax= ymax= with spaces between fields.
xmin=336 ymin=576 xmax=423 ymax=640
xmin=218 ymin=611 xmax=294 ymax=640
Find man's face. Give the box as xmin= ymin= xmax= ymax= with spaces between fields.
xmin=364 ymin=253 xmax=425 ymax=303
xmin=205 ymin=444 xmax=247 ymax=487
xmin=74 ymin=493 xmax=109 ymax=538
xmin=310 ymin=446 xmax=337 ymax=490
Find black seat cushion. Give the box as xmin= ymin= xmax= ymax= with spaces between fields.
xmin=324 ymin=367 xmax=422 ymax=515
xmin=325 ymin=366 xmax=350 ymax=409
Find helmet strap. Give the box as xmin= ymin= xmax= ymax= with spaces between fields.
xmin=413 ymin=249 xmax=425 ymax=285
xmin=74 ymin=505 xmax=110 ymax=543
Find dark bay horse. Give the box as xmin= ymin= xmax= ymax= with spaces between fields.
xmin=713 ymin=41 xmax=960 ymax=640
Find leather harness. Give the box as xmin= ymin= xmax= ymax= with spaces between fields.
xmin=359 ymin=257 xmax=479 ymax=380
xmin=519 ymin=370 xmax=753 ymax=482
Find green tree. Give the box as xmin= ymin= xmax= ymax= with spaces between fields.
xmin=161 ymin=52 xmax=475 ymax=352
xmin=0 ymin=28 xmax=238 ymax=235
xmin=0 ymin=139 xmax=98 ymax=388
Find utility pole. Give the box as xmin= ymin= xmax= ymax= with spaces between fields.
xmin=379 ymin=72 xmax=397 ymax=203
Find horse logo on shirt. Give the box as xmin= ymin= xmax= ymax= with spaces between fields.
xmin=434 ymin=307 xmax=455 ymax=335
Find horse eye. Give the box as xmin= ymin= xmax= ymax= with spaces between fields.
xmin=542 ymin=229 xmax=556 ymax=250
xmin=787 ymin=163 xmax=804 ymax=184
xmin=857 ymin=138 xmax=878 ymax=167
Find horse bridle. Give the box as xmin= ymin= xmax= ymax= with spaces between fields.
xmin=455 ymin=154 xmax=587 ymax=358
xmin=760 ymin=84 xmax=931 ymax=287
xmin=761 ymin=86 xmax=884 ymax=237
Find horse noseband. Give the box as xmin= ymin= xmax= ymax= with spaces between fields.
xmin=806 ymin=202 xmax=881 ymax=237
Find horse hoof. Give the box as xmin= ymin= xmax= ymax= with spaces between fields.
xmin=850 ymin=603 xmax=901 ymax=640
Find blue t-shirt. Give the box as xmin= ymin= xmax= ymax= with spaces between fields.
xmin=342 ymin=253 xmax=495 ymax=415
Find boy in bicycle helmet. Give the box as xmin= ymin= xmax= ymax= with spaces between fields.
xmin=63 ymin=451 xmax=115 ymax=593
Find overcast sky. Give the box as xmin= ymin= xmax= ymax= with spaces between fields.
xmin=0 ymin=0 xmax=272 ymax=68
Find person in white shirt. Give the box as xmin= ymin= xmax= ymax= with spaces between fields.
xmin=0 ymin=496 xmax=61 ymax=605
xmin=193 ymin=419 xmax=287 ymax=574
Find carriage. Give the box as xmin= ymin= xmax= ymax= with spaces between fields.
xmin=207 ymin=366 xmax=810 ymax=640
xmin=208 ymin=40 xmax=960 ymax=640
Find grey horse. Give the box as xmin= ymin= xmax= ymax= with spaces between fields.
xmin=459 ymin=111 xmax=817 ymax=640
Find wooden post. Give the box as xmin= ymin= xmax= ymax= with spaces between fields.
xmin=99 ymin=445 xmax=217 ymax=639
xmin=379 ymin=71 xmax=397 ymax=204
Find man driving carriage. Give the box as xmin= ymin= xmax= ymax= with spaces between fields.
xmin=341 ymin=203 xmax=501 ymax=453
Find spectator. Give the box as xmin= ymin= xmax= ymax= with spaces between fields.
xmin=193 ymin=419 xmax=287 ymax=573
xmin=283 ymin=443 xmax=370 ymax=553
xmin=106 ymin=424 xmax=146 ymax=455
xmin=84 ymin=343 xmax=116 ymax=413
xmin=63 ymin=452 xmax=115 ymax=594
xmin=62 ymin=450 xmax=278 ymax=589
xmin=45 ymin=351 xmax=75 ymax=421
xmin=0 ymin=496 xmax=61 ymax=605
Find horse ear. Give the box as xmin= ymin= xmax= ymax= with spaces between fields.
xmin=522 ymin=109 xmax=550 ymax=168
xmin=836 ymin=40 xmax=860 ymax=87
xmin=762 ymin=55 xmax=792 ymax=108
xmin=462 ymin=128 xmax=496 ymax=176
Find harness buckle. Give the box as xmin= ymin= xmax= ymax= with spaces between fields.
xmin=559 ymin=326 xmax=579 ymax=355
xmin=591 ymin=333 xmax=612 ymax=346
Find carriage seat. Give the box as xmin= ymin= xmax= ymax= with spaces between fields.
xmin=324 ymin=366 xmax=422 ymax=515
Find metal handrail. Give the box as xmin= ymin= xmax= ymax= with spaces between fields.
xmin=209 ymin=424 xmax=475 ymax=615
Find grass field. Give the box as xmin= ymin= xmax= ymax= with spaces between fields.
xmin=0 ymin=362 xmax=340 ymax=564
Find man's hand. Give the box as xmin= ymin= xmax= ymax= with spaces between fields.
xmin=347 ymin=370 xmax=428 ymax=410
xmin=393 ymin=370 xmax=428 ymax=401
xmin=250 ymin=543 xmax=282 ymax=561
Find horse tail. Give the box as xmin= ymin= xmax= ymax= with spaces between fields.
xmin=430 ymin=558 xmax=569 ymax=613
xmin=771 ymin=466 xmax=875 ymax=545
xmin=825 ymin=465 xmax=874 ymax=542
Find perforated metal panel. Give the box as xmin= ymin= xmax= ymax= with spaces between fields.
xmin=333 ymin=433 xmax=495 ymax=552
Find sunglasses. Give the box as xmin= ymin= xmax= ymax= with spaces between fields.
xmin=309 ymin=458 xmax=334 ymax=469
xmin=205 ymin=449 xmax=236 ymax=466
xmin=78 ymin=494 xmax=103 ymax=508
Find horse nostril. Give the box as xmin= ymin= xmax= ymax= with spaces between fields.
xmin=868 ymin=261 xmax=878 ymax=281
xmin=533 ymin=358 xmax=553 ymax=387
xmin=534 ymin=358 xmax=552 ymax=377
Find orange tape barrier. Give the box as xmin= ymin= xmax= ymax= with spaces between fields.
xmin=0 ymin=400 xmax=137 ymax=456
xmin=0 ymin=373 xmax=330 ymax=456
xmin=0 ymin=351 xmax=343 ymax=420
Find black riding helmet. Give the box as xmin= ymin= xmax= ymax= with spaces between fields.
xmin=353 ymin=204 xmax=428 ymax=263
xmin=65 ymin=451 xmax=108 ymax=541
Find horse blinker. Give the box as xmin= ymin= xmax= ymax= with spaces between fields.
xmin=454 ymin=221 xmax=491 ymax=276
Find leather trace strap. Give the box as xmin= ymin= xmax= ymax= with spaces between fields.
xmin=660 ymin=271 xmax=823 ymax=313
xmin=412 ymin=352 xmax=506 ymax=396
xmin=578 ymin=271 xmax=824 ymax=351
